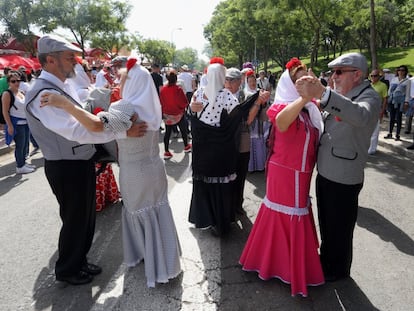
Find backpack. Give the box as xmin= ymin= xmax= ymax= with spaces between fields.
xmin=0 ymin=89 xmax=16 ymax=124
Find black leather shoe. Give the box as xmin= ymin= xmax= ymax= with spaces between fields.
xmin=407 ymin=144 xmax=414 ymax=150
xmin=324 ymin=273 xmax=350 ymax=282
xmin=395 ymin=136 xmax=401 ymax=141
xmin=384 ymin=133 xmax=392 ymax=139
xmin=56 ymin=271 xmax=93 ymax=285
xmin=81 ymin=263 xmax=102 ymax=275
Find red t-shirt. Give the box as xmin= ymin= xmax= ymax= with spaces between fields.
xmin=159 ymin=84 xmax=188 ymax=115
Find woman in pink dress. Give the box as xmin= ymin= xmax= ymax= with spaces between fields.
xmin=239 ymin=58 xmax=325 ymax=297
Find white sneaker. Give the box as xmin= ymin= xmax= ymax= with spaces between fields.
xmin=16 ymin=166 xmax=35 ymax=174
xmin=25 ymin=163 xmax=36 ymax=169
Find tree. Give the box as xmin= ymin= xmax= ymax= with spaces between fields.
xmin=34 ymin=0 xmax=131 ymax=57
xmin=175 ymin=48 xmax=198 ymax=70
xmin=0 ymin=0 xmax=41 ymax=56
xmin=370 ymin=0 xmax=378 ymax=70
xmin=137 ymin=39 xmax=172 ymax=67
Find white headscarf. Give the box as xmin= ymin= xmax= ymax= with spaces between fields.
xmin=243 ymin=72 xmax=257 ymax=99
xmin=121 ymin=61 xmax=161 ymax=131
xmin=67 ymin=63 xmax=93 ymax=106
xmin=274 ymin=69 xmax=324 ymax=138
xmin=203 ymin=63 xmax=226 ymax=102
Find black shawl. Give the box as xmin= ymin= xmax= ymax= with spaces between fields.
xmin=190 ymin=91 xmax=259 ymax=178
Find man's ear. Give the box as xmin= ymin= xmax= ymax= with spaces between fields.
xmin=354 ymin=70 xmax=364 ymax=82
xmin=46 ymin=54 xmax=56 ymax=65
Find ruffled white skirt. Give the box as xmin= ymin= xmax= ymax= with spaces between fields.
xmin=117 ymin=131 xmax=182 ymax=287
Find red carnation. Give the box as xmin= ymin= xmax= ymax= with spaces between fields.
xmin=286 ymin=57 xmax=302 ymax=70
xmin=245 ymin=69 xmax=255 ymax=77
xmin=93 ymin=107 xmax=104 ymax=115
xmin=209 ymin=57 xmax=224 ymax=65
xmin=126 ymin=58 xmax=137 ymax=72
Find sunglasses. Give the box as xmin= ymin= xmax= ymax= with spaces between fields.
xmin=332 ymin=69 xmax=357 ymax=75
xmin=9 ymin=79 xmax=21 ymax=83
xmin=370 ymin=74 xmax=379 ymax=78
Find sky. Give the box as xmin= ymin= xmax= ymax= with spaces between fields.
xmin=126 ymin=0 xmax=223 ymax=61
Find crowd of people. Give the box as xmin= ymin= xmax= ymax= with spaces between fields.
xmin=1 ymin=33 xmax=412 ymax=298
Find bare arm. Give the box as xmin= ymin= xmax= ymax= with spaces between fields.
xmin=2 ymin=91 xmax=13 ymax=135
xmin=246 ymin=89 xmax=270 ymax=125
xmin=275 ymin=96 xmax=308 ymax=132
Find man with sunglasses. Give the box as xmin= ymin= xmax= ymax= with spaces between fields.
xmin=295 ymin=52 xmax=381 ymax=282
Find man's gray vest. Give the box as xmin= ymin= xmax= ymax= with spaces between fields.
xmin=25 ymin=78 xmax=96 ymax=161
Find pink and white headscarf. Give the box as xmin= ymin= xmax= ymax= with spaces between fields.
xmin=274 ymin=69 xmax=324 ymax=138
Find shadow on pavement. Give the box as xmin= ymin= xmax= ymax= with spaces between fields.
xmin=357 ymin=206 xmax=414 ymax=256
xmin=31 ymin=203 xmax=126 ymax=311
xmin=365 ymin=150 xmax=414 ymax=189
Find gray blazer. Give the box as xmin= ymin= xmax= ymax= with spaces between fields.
xmin=317 ymin=80 xmax=381 ymax=185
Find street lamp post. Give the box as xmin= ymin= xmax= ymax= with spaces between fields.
xmin=171 ymin=27 xmax=182 ymax=68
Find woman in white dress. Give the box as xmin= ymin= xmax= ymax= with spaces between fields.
xmin=40 ymin=57 xmax=182 ymax=288
xmin=117 ymin=59 xmax=181 ymax=287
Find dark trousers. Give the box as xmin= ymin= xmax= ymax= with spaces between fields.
xmin=164 ymin=116 xmax=189 ymax=151
xmin=13 ymin=124 xmax=30 ymax=168
xmin=45 ymin=159 xmax=96 ymax=277
xmin=316 ymin=174 xmax=362 ymax=278
xmin=388 ymin=103 xmax=403 ymax=137
xmin=233 ymin=151 xmax=250 ymax=213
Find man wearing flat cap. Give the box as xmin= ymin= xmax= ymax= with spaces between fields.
xmin=25 ymin=34 xmax=146 ymax=286
xmin=295 ymin=52 xmax=381 ymax=282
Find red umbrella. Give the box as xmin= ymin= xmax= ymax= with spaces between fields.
xmin=0 ymin=54 xmax=38 ymax=71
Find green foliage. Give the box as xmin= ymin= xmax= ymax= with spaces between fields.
xmin=35 ymin=0 xmax=131 ymax=54
xmin=175 ymin=48 xmax=198 ymax=70
xmin=205 ymin=0 xmax=414 ymax=70
xmin=0 ymin=0 xmax=42 ymax=55
xmin=138 ymin=39 xmax=172 ymax=67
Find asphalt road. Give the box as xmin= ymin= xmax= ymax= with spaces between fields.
xmin=0 ymin=129 xmax=413 ymax=311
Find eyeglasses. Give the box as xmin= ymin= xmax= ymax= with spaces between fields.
xmin=332 ymin=69 xmax=357 ymax=75
xmin=9 ymin=79 xmax=21 ymax=83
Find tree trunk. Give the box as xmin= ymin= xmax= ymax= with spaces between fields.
xmin=369 ymin=0 xmax=378 ymax=71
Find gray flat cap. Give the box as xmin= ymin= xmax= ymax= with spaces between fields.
xmin=38 ymin=34 xmax=82 ymax=54
xmin=328 ymin=52 xmax=368 ymax=74
xmin=226 ymin=67 xmax=242 ymax=79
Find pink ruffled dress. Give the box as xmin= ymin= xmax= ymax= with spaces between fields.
xmin=239 ymin=103 xmax=324 ymax=297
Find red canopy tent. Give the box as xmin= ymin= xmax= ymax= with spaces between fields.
xmin=0 ymin=35 xmax=39 ymax=53
xmin=0 ymin=54 xmax=41 ymax=71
